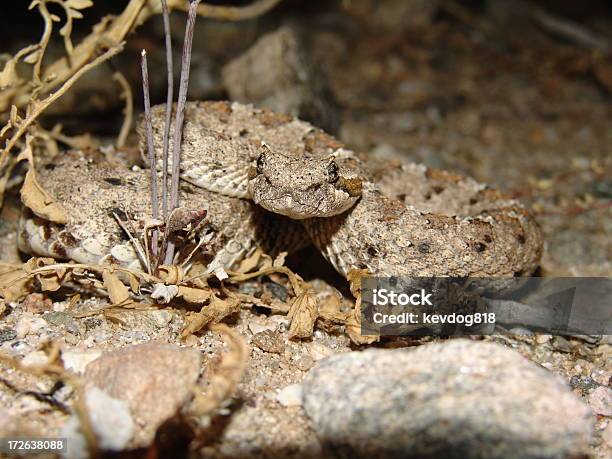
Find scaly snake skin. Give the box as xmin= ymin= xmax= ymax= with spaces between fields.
xmin=18 ymin=101 xmax=543 ymax=279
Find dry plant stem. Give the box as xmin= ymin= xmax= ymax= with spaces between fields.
xmin=0 ymin=44 xmax=124 ymax=171
xmin=36 ymin=126 xmax=97 ymax=150
xmin=168 ymin=0 xmax=282 ymax=21
xmin=32 ymin=0 xmax=54 ymax=87
xmin=112 ymin=212 xmax=150 ymax=272
xmin=533 ymin=7 xmax=609 ymax=51
xmin=5 ymin=262 xmax=160 ymax=291
xmin=164 ymin=0 xmax=199 ymax=265
xmin=112 ymin=71 xmax=133 ymax=149
xmin=0 ymin=0 xmax=144 ymax=113
xmin=0 ymin=0 xmax=282 ymax=113
xmin=161 ymin=0 xmax=173 ymax=220
xmin=140 ymin=50 xmax=159 ymax=258
xmin=189 ymin=323 xmax=248 ymax=418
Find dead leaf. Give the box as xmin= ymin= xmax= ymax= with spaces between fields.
xmin=165 ymin=207 xmax=207 ymax=234
xmin=33 ymin=260 xmax=70 ymax=292
xmin=0 ymin=57 xmax=20 ymax=89
xmin=157 ymin=265 xmax=183 ymax=284
xmin=273 ymin=251 xmax=288 ymax=268
xmin=102 ymin=269 xmax=130 ymax=305
xmin=126 ymin=272 xmax=140 ymax=293
xmin=0 ymin=262 xmax=30 ymax=301
xmin=177 ymin=286 xmax=212 ymax=304
xmin=346 ymin=269 xmax=379 ymax=345
xmin=0 ymin=258 xmax=64 ymax=301
xmin=181 ymin=295 xmax=240 ymax=338
xmin=288 ymin=292 xmax=318 ymax=339
xmin=18 ymin=141 xmax=68 ymax=224
xmin=318 ymin=290 xmax=348 ymax=323
xmin=236 ymin=248 xmax=263 ymax=274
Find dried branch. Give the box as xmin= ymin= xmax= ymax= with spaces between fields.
xmin=140 ymin=50 xmax=159 ymax=259
xmin=1 ymin=44 xmax=124 ymax=173
xmin=164 ymin=0 xmax=199 ymax=265
xmin=31 ymin=0 xmax=54 ymax=87
xmin=189 ymin=323 xmax=248 ymax=418
xmin=0 ymin=0 xmax=282 ymax=114
xmin=112 ymin=212 xmax=149 ymax=272
xmin=161 ymin=0 xmax=173 ymax=220
xmin=0 ymin=0 xmax=143 ymax=113
xmin=533 ymin=8 xmax=609 ymax=52
xmin=112 ymin=71 xmax=133 ymax=149
xmin=168 ymin=0 xmax=282 ymax=21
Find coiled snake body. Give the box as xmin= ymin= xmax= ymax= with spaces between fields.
xmin=18 ymin=101 xmax=543 ymax=279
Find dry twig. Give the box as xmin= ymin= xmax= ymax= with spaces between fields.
xmin=189 ymin=323 xmax=248 ymax=418
xmin=140 ymin=50 xmax=159 ymax=259
xmin=161 ymin=0 xmax=173 ymax=220
xmin=112 ymin=71 xmax=133 ymax=149
xmin=0 ymin=43 xmax=124 ymax=179
xmin=165 ymin=0 xmax=199 ymax=265
xmin=0 ymin=0 xmax=282 ymax=113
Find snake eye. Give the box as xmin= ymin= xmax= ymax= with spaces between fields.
xmin=327 ymin=161 xmax=339 ymax=183
xmin=256 ymin=152 xmax=266 ymax=174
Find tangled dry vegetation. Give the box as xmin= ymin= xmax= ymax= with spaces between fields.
xmin=0 ymin=0 xmax=373 ymax=454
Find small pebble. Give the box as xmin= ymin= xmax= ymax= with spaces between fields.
xmin=62 ymin=349 xmax=103 ymax=374
xmin=0 ymin=328 xmax=16 ymax=343
xmin=569 ymin=375 xmax=599 ymax=393
xmin=268 ymin=315 xmax=290 ymax=332
xmin=292 ymin=353 xmax=315 ymax=371
xmin=535 ymin=334 xmax=552 ymax=344
xmin=308 ymin=343 xmax=333 ymax=361
xmin=15 ymin=314 xmax=47 ymax=338
xmin=588 ymin=386 xmax=612 ymax=416
xmin=149 ymin=310 xmax=173 ymax=327
xmin=592 ymin=369 xmax=612 ymax=386
xmin=83 ymin=317 xmax=102 ymax=332
xmin=276 ymin=383 xmax=303 ymax=407
xmin=264 ymin=281 xmax=289 ymax=302
xmin=43 ymin=311 xmax=73 ymax=327
xmin=85 ymin=386 xmax=134 ymax=450
xmin=252 ymin=330 xmax=285 ymax=354
xmin=21 ymin=350 xmax=49 ymax=367
xmin=248 ymin=321 xmax=276 ymax=335
xmin=22 ymin=293 xmax=53 ymax=314
xmin=551 ymin=336 xmax=572 ymax=352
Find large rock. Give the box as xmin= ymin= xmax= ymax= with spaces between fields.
xmin=222 ymin=25 xmax=339 ymax=133
xmin=302 ymin=339 xmax=593 ymax=459
xmin=83 ymin=343 xmax=202 ymax=447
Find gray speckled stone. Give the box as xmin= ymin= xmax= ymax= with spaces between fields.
xmin=302 ymin=339 xmax=593 ymax=459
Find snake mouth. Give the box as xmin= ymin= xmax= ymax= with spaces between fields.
xmin=249 ymin=178 xmax=358 ymax=219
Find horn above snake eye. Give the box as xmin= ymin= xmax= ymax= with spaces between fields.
xmin=256 ymin=152 xmax=266 ymax=174
xmin=327 ymin=160 xmax=339 ymax=183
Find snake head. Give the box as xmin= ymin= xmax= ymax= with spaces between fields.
xmin=248 ymin=144 xmax=363 ymax=219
